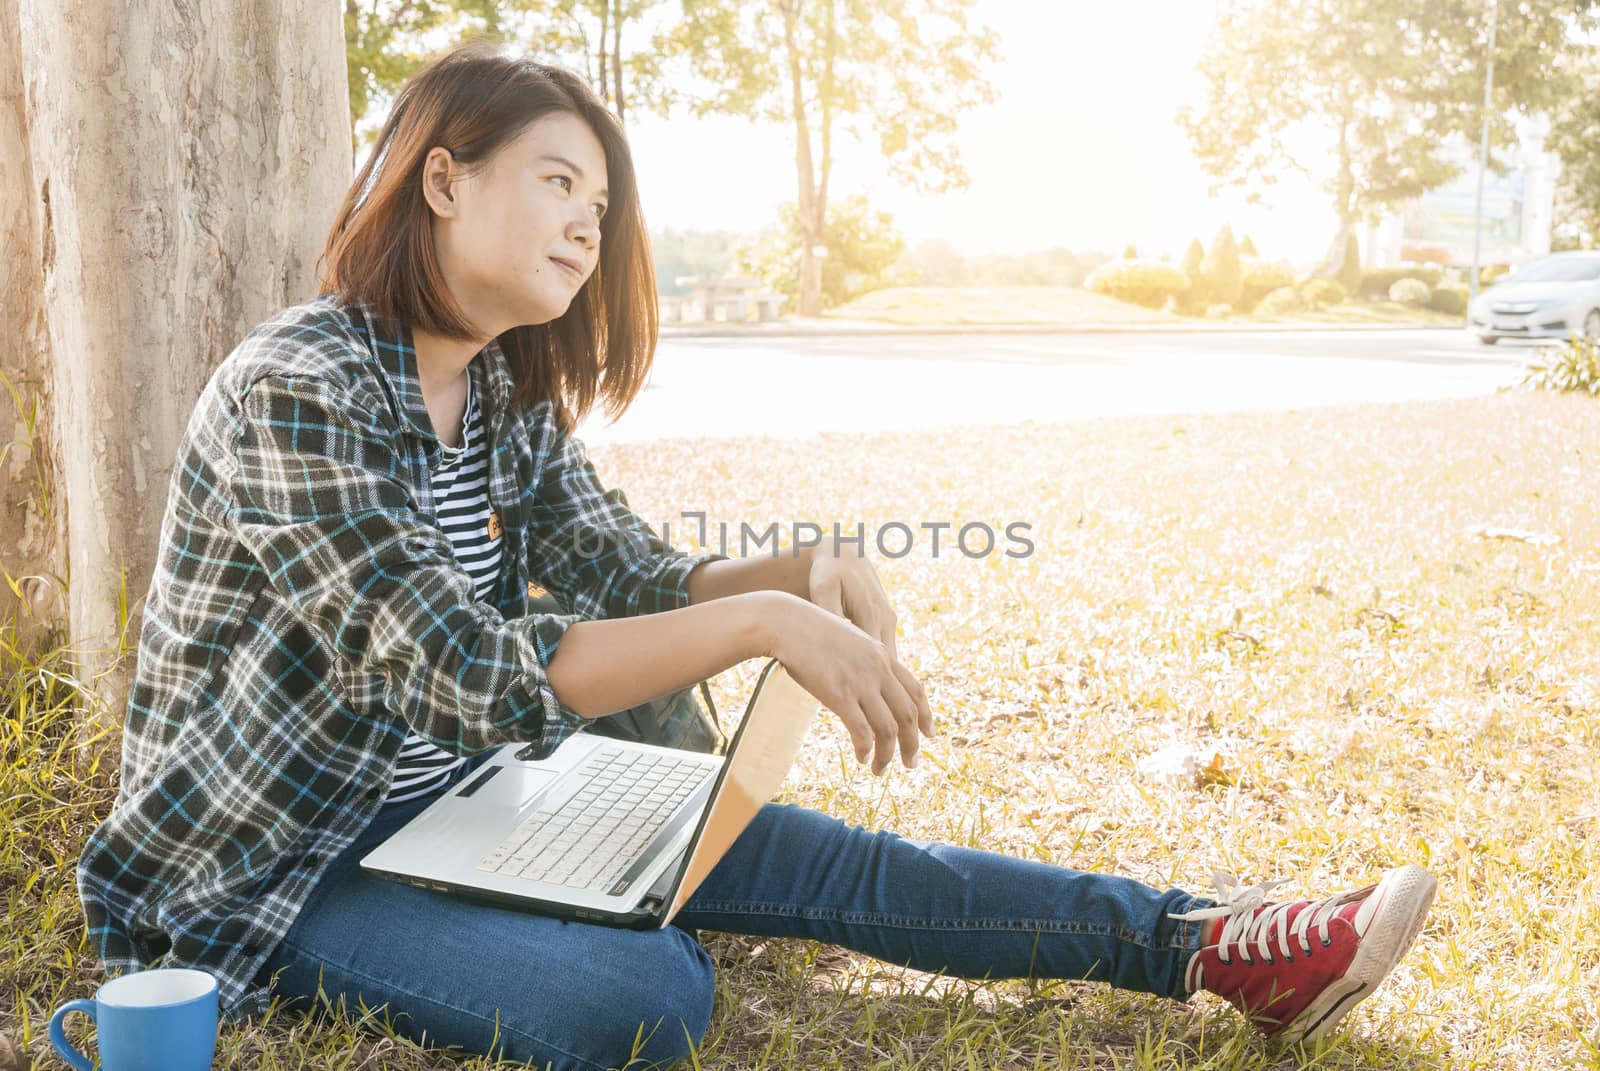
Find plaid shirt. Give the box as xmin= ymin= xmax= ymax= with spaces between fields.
xmin=76 ymin=295 xmax=729 ymax=1021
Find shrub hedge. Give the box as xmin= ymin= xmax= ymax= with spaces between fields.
xmin=1085 ymin=260 xmax=1191 ymax=308
xmin=1360 ymin=266 xmax=1445 ymax=300
xmin=1257 ymin=286 xmax=1307 ymax=315
xmin=1389 ymin=277 xmax=1433 ymax=306
xmin=1238 ymin=257 xmax=1296 ymax=311
xmin=1430 ymin=286 xmax=1467 ymax=314
xmin=1299 ymin=277 xmax=1348 ymax=308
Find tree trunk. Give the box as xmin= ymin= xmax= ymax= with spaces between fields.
xmin=4 ymin=0 xmax=352 ymax=730
xmin=610 ymin=0 xmax=624 ymax=124
xmin=1310 ymin=221 xmax=1354 ymax=280
xmin=597 ymin=0 xmax=610 ymax=107
xmin=1310 ymin=112 xmax=1357 ymax=280
xmin=783 ymin=0 xmax=822 ymax=318
xmin=811 ymin=0 xmax=836 ymax=313
xmin=0 ymin=0 xmax=67 ymax=657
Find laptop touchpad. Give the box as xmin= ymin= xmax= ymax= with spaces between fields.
xmin=456 ymin=763 xmax=561 ymax=808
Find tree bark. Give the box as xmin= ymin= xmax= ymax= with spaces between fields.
xmin=1310 ymin=221 xmax=1354 ymax=280
xmin=783 ymin=0 xmax=822 ymax=318
xmin=4 ymin=0 xmax=351 ymax=729
xmin=611 ymin=0 xmax=624 ymax=124
xmin=1311 ymin=111 xmax=1358 ymax=280
xmin=0 ymin=0 xmax=67 ymax=656
xmin=597 ymin=0 xmax=610 ymax=107
xmin=813 ymin=0 xmax=835 ymax=307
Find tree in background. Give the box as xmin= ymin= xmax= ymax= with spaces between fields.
xmin=900 ymin=238 xmax=972 ymax=287
xmin=650 ymin=227 xmax=746 ymax=293
xmin=346 ymin=0 xmax=677 ymax=146
xmin=966 ymin=248 xmax=1106 ymax=288
xmin=1338 ymin=230 xmax=1363 ymax=294
xmin=882 ymin=243 xmax=1107 ymax=289
xmin=451 ymin=0 xmax=680 ymax=125
xmin=665 ymin=0 xmax=999 ymax=317
xmin=1181 ymin=238 xmax=1207 ymax=309
xmin=1547 ymin=50 xmax=1600 ymax=249
xmin=346 ymin=0 xmax=458 ymax=148
xmin=735 ymin=194 xmax=907 ymax=311
xmin=1239 ymin=234 xmax=1258 ymax=255
xmin=1202 ymin=224 xmax=1243 ymax=306
xmin=2 ymin=0 xmax=350 ymax=717
xmin=1179 ymin=0 xmax=1599 ymax=276
xmin=1122 ymin=243 xmax=1139 ymax=259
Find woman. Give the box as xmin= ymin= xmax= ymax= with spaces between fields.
xmin=77 ymin=42 xmax=1436 ymax=1069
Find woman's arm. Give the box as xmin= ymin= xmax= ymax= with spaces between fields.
xmin=525 ymin=429 xmax=732 ymax=620
xmin=550 ymin=571 xmax=934 ymax=779
xmin=545 ymin=588 xmax=797 ymax=719
xmin=684 ymin=544 xmax=819 ymax=605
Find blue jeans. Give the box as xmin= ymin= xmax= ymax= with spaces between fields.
xmin=258 ymin=756 xmax=1212 ymax=1070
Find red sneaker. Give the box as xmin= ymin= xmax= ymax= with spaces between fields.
xmin=1170 ymin=864 xmax=1437 ymax=1044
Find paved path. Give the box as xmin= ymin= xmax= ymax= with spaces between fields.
xmin=576 ymin=328 xmax=1541 ymax=445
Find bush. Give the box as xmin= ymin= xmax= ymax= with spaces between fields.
xmin=1256 ymin=286 xmax=1306 ymax=315
xmin=900 ymin=238 xmax=971 ymax=286
xmin=734 ymin=194 xmax=906 ymax=310
xmin=1300 ymin=277 xmax=1348 ymax=308
xmin=1389 ymin=278 xmax=1433 ymax=306
xmin=1202 ymin=226 xmax=1243 ymax=306
xmin=1238 ymin=256 xmax=1296 ymax=311
xmin=1520 ymin=335 xmax=1600 ymax=395
xmin=1205 ymin=303 xmax=1233 ymax=318
xmin=1085 ymin=260 xmax=1191 ymax=308
xmin=1429 ymin=286 xmax=1467 ymax=314
xmin=1360 ymin=266 xmax=1444 ymax=300
xmin=1480 ymin=264 xmax=1514 ymax=288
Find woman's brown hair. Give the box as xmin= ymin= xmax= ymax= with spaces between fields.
xmin=318 ymin=41 xmax=657 ymax=436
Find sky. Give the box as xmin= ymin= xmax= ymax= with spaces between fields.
xmin=621 ymin=0 xmax=1345 ymax=269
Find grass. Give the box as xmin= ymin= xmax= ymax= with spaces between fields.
xmin=815 ymin=286 xmax=1463 ymax=328
xmin=5 ymin=390 xmax=1599 ymax=1069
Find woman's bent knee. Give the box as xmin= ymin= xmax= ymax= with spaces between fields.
xmin=267 ymin=918 xmax=717 ymax=1071
xmin=496 ymin=923 xmax=717 ymax=1071
xmin=602 ymin=927 xmax=716 ymax=1069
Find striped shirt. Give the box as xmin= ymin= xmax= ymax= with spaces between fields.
xmin=382 ymin=371 xmax=500 ymax=804
xmin=74 ymin=295 xmax=731 ymax=1022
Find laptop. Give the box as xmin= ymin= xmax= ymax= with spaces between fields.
xmin=360 ymin=657 xmax=821 ymax=929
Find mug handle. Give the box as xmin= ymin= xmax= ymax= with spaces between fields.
xmin=48 ymin=998 xmax=98 ymax=1071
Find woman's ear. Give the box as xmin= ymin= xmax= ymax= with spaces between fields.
xmin=420 ymin=146 xmax=460 ymax=219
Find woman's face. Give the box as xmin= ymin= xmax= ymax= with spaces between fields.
xmin=425 ymin=111 xmax=610 ymax=336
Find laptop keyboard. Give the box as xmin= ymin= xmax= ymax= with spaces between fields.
xmin=475 ymin=746 xmax=714 ymax=893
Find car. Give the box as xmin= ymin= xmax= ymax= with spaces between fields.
xmin=1467 ymin=250 xmax=1600 ymax=345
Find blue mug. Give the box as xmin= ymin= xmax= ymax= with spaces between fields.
xmin=49 ymin=967 xmax=218 ymax=1071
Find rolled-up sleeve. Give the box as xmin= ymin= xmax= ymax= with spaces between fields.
xmin=226 ymin=372 xmax=588 ymax=759
xmin=525 ymin=427 xmax=730 ymax=620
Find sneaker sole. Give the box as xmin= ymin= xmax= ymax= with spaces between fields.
xmin=1281 ymin=864 xmax=1437 ymax=1045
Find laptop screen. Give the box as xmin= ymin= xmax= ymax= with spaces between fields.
xmin=662 ymin=658 xmax=822 ymax=920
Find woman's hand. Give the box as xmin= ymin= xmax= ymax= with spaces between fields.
xmin=806 ymin=546 xmax=903 ymax=659
xmin=762 ymin=591 xmax=935 ymax=776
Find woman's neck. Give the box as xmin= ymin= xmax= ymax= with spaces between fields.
xmin=411 ymin=326 xmax=485 ymax=399
xmin=411 ymin=327 xmax=485 ymax=449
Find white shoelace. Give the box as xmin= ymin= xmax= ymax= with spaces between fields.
xmin=1169 ymin=870 xmax=1354 ymax=968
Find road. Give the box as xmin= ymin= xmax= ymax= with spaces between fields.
xmin=574 ymin=327 xmax=1543 ymax=446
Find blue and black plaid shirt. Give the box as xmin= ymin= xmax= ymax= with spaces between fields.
xmin=75 ymin=295 xmax=729 ymax=1020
